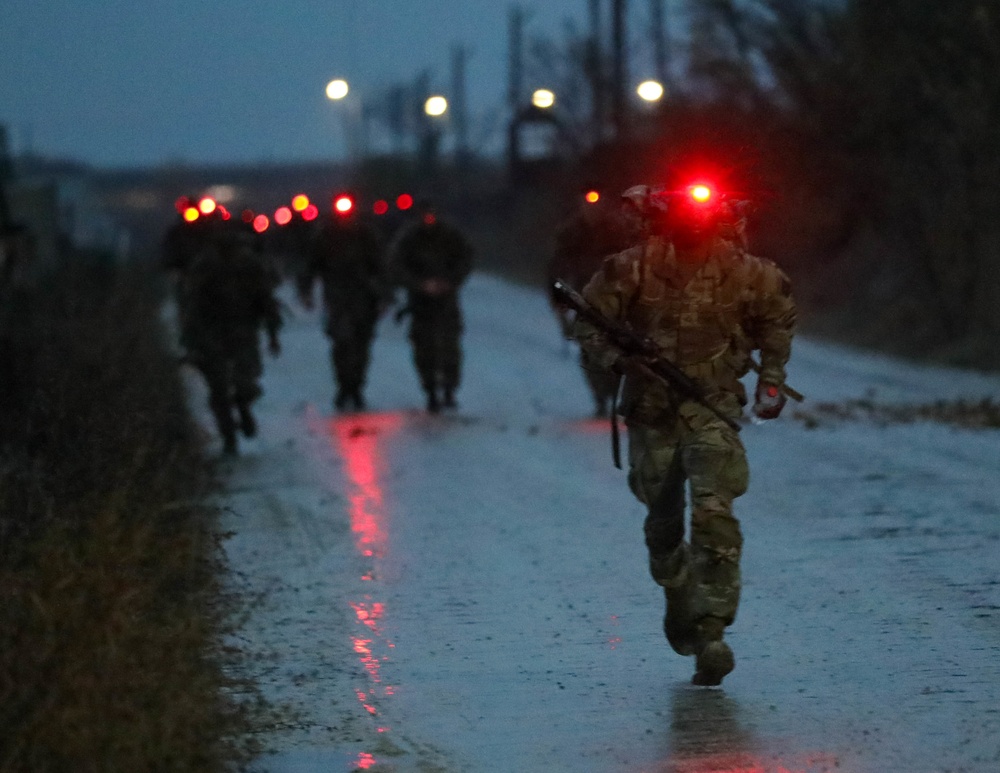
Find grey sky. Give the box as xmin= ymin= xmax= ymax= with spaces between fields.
xmin=1 ymin=1 xmax=604 ymax=168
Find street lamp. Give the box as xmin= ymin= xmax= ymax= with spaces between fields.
xmin=326 ymin=79 xmax=349 ymax=100
xmin=636 ymin=80 xmax=665 ymax=102
xmin=532 ymin=89 xmax=556 ymax=109
xmin=424 ymin=95 xmax=448 ymax=117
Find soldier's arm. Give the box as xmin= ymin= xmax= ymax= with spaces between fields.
xmin=388 ymin=230 xmax=422 ymax=292
xmin=450 ymin=229 xmax=474 ymax=286
xmin=571 ymin=248 xmax=640 ymax=370
xmin=296 ymin=231 xmax=325 ymax=303
xmin=743 ymin=256 xmax=797 ymax=386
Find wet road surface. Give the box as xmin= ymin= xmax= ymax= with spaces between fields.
xmin=207 ymin=275 xmax=1000 ymax=772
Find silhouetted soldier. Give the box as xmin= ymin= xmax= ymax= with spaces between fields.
xmin=185 ymin=223 xmax=282 ymax=455
xmin=390 ymin=203 xmax=473 ymax=413
xmin=298 ymin=195 xmax=390 ymax=412
xmin=548 ymin=189 xmax=630 ymax=417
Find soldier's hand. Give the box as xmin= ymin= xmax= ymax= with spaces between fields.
xmin=420 ymin=279 xmax=451 ymax=296
xmin=269 ymin=336 xmax=282 ymax=358
xmin=753 ymin=381 xmax=786 ymax=420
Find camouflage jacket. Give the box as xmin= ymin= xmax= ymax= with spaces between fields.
xmin=184 ymin=246 xmax=282 ymax=342
xmin=390 ymin=221 xmax=473 ymax=298
xmin=574 ymin=235 xmax=796 ymax=424
xmin=299 ymin=219 xmax=389 ymax=311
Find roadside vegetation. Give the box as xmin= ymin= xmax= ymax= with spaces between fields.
xmin=0 ymin=253 xmax=262 ymax=772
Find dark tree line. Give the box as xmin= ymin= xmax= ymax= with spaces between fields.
xmin=684 ymin=0 xmax=1000 ymax=363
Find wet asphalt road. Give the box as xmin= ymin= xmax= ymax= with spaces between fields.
xmin=209 ymin=276 xmax=1000 ymax=773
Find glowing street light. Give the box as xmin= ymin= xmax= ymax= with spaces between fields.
xmin=326 ymin=79 xmax=350 ymax=100
xmin=424 ymin=95 xmax=448 ymax=117
xmin=637 ymin=80 xmax=665 ymax=102
xmin=532 ymin=89 xmax=556 ymax=109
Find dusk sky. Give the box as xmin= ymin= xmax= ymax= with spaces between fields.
xmin=0 ymin=1 xmax=619 ymax=168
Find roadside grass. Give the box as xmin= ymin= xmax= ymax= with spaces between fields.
xmin=0 ymin=254 xmax=265 ymax=772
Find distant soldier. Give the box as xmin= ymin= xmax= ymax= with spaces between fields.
xmin=548 ymin=189 xmax=630 ymax=417
xmin=390 ymin=203 xmax=474 ymax=413
xmin=298 ymin=194 xmax=390 ymax=412
xmin=184 ymin=222 xmax=282 ymax=455
xmin=573 ymin=182 xmax=796 ymax=686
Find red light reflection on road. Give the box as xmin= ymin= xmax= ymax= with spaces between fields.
xmin=327 ymin=413 xmax=404 ymax=771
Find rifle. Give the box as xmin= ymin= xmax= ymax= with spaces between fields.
xmin=553 ymin=279 xmax=744 ymax=435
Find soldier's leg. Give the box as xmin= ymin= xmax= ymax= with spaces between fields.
xmin=410 ymin=313 xmax=440 ymax=412
xmin=197 ymin=356 xmax=238 ymax=454
xmin=438 ymin=302 xmax=463 ymax=408
xmin=349 ymin=311 xmax=379 ymax=409
xmin=231 ymin=336 xmax=263 ymax=437
xmin=682 ymin=422 xmax=749 ymax=684
xmin=628 ymin=424 xmax=698 ymax=655
xmin=580 ymin=349 xmax=617 ymax=418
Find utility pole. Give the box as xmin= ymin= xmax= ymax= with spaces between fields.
xmin=611 ymin=0 xmax=629 ymax=141
xmin=650 ymin=0 xmax=670 ymax=87
xmin=587 ymin=0 xmax=606 ymax=145
xmin=451 ymin=43 xmax=470 ymax=169
xmin=507 ymin=5 xmax=526 ymax=175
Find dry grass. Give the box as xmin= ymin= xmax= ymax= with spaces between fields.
xmin=0 ymin=255 xmax=263 ymax=772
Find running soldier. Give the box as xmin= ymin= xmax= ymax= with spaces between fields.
xmin=547 ymin=189 xmax=630 ymax=417
xmin=184 ymin=222 xmax=282 ymax=455
xmin=390 ymin=203 xmax=473 ymax=413
xmin=573 ymin=182 xmax=797 ymax=686
xmin=298 ymin=194 xmax=391 ymax=412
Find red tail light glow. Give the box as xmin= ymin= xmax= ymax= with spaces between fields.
xmin=274 ymin=206 xmax=293 ymax=226
xmin=253 ymin=214 xmax=270 ymax=233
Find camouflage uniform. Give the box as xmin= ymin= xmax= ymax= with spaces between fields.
xmin=548 ymin=201 xmax=630 ymax=417
xmin=391 ymin=216 xmax=473 ymax=412
xmin=574 ymin=231 xmax=795 ymax=683
xmin=299 ymin=215 xmax=389 ymax=411
xmin=184 ymin=232 xmax=282 ymax=454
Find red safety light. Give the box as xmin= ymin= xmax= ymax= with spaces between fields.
xmin=291 ymin=193 xmax=310 ymax=212
xmin=396 ymin=193 xmax=413 ymax=211
xmin=253 ymin=214 xmax=270 ymax=233
xmin=302 ymin=203 xmax=319 ymax=221
xmin=423 ymin=213 xmax=437 ymax=226
xmin=241 ymin=209 xmax=255 ymax=224
xmin=372 ymin=199 xmax=389 ymax=216
xmin=274 ymin=206 xmax=293 ymax=226
xmin=198 ymin=197 xmax=217 ymax=216
xmin=585 ymin=190 xmax=600 ymax=204
xmin=689 ymin=185 xmax=713 ymax=203
xmin=334 ymin=195 xmax=354 ymax=215
xmin=218 ymin=205 xmax=231 ymax=221
xmin=174 ymin=195 xmax=191 ymax=214
xmin=183 ymin=207 xmax=200 ymax=223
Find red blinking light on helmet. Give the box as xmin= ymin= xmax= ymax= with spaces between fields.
xmin=334 ymin=195 xmax=354 ymax=215
xmin=689 ymin=184 xmax=713 ymax=204
xmin=584 ymin=190 xmax=600 ymax=204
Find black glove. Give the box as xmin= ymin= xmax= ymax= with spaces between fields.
xmin=753 ymin=381 xmax=786 ymax=420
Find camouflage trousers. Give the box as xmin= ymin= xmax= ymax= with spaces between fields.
xmin=580 ymin=350 xmax=619 ymax=417
xmin=188 ymin=327 xmax=263 ymax=442
xmin=408 ymin=296 xmax=463 ymax=395
xmin=626 ymin=399 xmax=749 ymax=628
xmin=326 ymin=307 xmax=379 ymax=396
